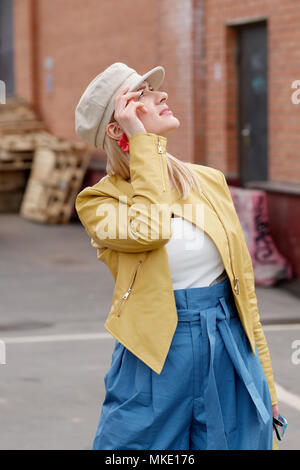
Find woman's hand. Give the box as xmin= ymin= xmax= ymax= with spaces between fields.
xmin=272 ymin=404 xmax=279 ymax=419
xmin=114 ymin=85 xmax=147 ymax=138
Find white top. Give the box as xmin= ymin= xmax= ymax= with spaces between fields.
xmin=165 ymin=216 xmax=226 ymax=290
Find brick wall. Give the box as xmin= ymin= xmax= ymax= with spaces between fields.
xmin=204 ymin=0 xmax=300 ymax=183
xmin=13 ymin=0 xmax=36 ymax=106
xmin=13 ymin=0 xmax=300 ymax=183
xmin=13 ymin=0 xmax=205 ymax=164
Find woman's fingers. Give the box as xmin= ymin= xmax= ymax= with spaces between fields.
xmin=116 ymin=87 xmax=141 ymax=103
xmin=113 ymin=86 xmax=148 ymax=136
xmin=126 ymin=101 xmax=148 ymax=115
xmin=115 ymin=100 xmax=146 ymax=120
xmin=114 ymin=89 xmax=147 ymax=119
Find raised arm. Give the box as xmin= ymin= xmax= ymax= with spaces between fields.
xmin=75 ymin=132 xmax=174 ymax=253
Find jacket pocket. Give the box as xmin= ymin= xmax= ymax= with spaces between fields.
xmin=115 ymin=260 xmax=143 ymax=317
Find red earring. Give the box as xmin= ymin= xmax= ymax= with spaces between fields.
xmin=117 ymin=133 xmax=129 ymax=152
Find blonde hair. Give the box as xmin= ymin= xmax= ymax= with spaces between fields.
xmin=103 ymin=130 xmax=202 ymax=201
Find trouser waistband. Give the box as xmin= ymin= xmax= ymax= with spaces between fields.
xmin=173 ymin=276 xmax=237 ymax=322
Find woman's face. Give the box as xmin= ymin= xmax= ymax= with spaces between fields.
xmin=132 ymin=80 xmax=180 ymax=137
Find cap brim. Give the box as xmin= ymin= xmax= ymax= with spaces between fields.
xmin=128 ymin=66 xmax=165 ymax=92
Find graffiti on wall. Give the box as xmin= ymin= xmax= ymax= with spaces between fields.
xmin=229 ymin=186 xmax=293 ymax=286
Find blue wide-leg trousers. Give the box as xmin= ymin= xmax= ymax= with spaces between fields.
xmin=92 ymin=276 xmax=273 ymax=450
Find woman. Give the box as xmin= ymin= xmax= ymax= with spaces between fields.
xmin=75 ymin=62 xmax=279 ymax=450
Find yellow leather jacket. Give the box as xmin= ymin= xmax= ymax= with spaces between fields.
xmin=75 ymin=132 xmax=278 ymax=406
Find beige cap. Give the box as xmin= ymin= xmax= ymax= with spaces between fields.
xmin=75 ymin=62 xmax=165 ymax=150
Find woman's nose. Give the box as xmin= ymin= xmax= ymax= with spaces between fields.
xmin=157 ymin=90 xmax=168 ymax=102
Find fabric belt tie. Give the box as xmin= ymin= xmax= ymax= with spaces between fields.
xmin=177 ymin=295 xmax=271 ymax=450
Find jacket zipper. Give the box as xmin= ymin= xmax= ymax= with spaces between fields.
xmin=157 ymin=137 xmax=166 ymax=192
xmin=200 ymin=188 xmax=240 ymax=295
xmin=116 ymin=260 xmax=143 ymax=317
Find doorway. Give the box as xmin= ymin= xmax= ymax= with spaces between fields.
xmin=236 ymin=21 xmax=268 ymax=185
xmin=0 ymin=0 xmax=15 ymax=97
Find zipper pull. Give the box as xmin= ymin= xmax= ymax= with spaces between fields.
xmin=157 ymin=137 xmax=166 ymax=191
xmin=122 ymin=289 xmax=131 ymax=300
xmin=234 ymin=277 xmax=240 ymax=295
xmin=116 ymin=289 xmax=131 ymax=317
xmin=116 ymin=260 xmax=142 ymax=317
xmin=157 ymin=138 xmax=163 ymax=154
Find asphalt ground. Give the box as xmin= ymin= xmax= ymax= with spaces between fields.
xmin=0 ymin=214 xmax=299 ymax=450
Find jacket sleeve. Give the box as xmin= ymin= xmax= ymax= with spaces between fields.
xmin=75 ymin=132 xmax=174 ymax=253
xmin=218 ymin=170 xmax=278 ymax=406
xmin=245 ymin=264 xmax=278 ymax=406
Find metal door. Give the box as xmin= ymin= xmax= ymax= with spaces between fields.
xmin=237 ymin=22 xmax=268 ymax=185
xmin=0 ymin=0 xmax=14 ymax=96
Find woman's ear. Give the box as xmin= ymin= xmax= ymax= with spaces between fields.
xmin=106 ymin=121 xmax=124 ymax=141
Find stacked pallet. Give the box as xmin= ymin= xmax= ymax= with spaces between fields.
xmin=0 ymin=97 xmax=48 ymax=212
xmin=0 ymin=96 xmax=90 ymax=221
xmin=0 ymin=132 xmax=33 ymax=211
xmin=0 ymin=95 xmax=46 ymax=134
xmin=20 ymin=141 xmax=90 ymax=224
xmin=0 ymin=131 xmax=64 ymax=167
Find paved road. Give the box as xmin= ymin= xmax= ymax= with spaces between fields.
xmin=0 ymin=215 xmax=299 ymax=450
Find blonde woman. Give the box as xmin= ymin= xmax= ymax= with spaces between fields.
xmin=75 ymin=63 xmax=278 ymax=450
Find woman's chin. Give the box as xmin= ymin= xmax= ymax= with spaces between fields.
xmin=173 ymin=117 xmax=180 ymax=128
xmin=145 ymin=118 xmax=181 ymax=137
xmin=166 ymin=119 xmax=181 ymax=135
xmin=169 ymin=116 xmax=180 ymax=129
xmin=161 ymin=117 xmax=181 ymax=136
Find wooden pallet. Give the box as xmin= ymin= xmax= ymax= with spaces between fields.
xmin=0 ymin=132 xmax=74 ymax=170
xmin=0 ymin=120 xmax=47 ymax=134
xmin=20 ymin=145 xmax=91 ymax=224
xmin=0 ymin=107 xmax=36 ymax=122
xmin=0 ymin=150 xmax=34 ymax=170
xmin=0 ymin=170 xmax=27 ymax=192
xmin=0 ymin=190 xmax=24 ymax=213
xmin=0 ymin=95 xmax=90 ymax=220
xmin=0 ymin=132 xmax=85 ymax=151
xmin=0 ymin=96 xmax=46 ymax=134
xmin=0 ymin=95 xmax=33 ymax=111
